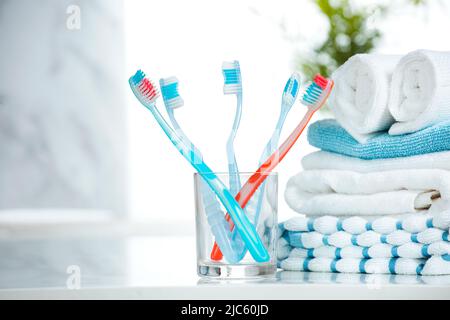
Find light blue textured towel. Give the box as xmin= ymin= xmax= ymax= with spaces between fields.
xmin=307 ymin=119 xmax=450 ymax=159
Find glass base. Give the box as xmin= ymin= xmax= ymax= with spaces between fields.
xmin=197 ymin=262 xmax=276 ymax=279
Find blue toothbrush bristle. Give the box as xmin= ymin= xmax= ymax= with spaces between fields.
xmin=302 ymin=82 xmax=323 ymax=106
xmin=222 ymin=61 xmax=242 ymax=94
xmin=283 ymin=77 xmax=300 ymax=97
xmin=131 ymin=69 xmax=145 ymax=85
xmin=160 ymin=77 xmax=184 ymax=109
xmin=282 ymin=72 xmax=301 ymax=105
xmin=223 ymin=69 xmax=241 ymax=85
xmin=283 ymin=79 xmax=291 ymax=94
xmin=291 ymin=79 xmax=299 ymax=96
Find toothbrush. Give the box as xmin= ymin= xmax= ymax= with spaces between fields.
xmin=211 ymin=74 xmax=334 ymax=260
xmin=250 ymin=72 xmax=301 ymax=222
xmin=129 ymin=70 xmax=269 ymax=263
xmin=159 ymin=76 xmax=240 ymax=263
xmin=159 ymin=77 xmax=192 ymax=151
xmin=222 ymin=61 xmax=243 ymax=195
xmin=230 ymin=72 xmax=302 ymax=260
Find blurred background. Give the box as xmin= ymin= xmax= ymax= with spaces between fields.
xmin=1 ymin=0 xmax=449 ymax=233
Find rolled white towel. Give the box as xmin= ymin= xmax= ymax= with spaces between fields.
xmin=329 ymin=54 xmax=401 ymax=143
xmin=388 ymin=49 xmax=450 ymax=135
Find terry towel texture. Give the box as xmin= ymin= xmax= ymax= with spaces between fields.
xmin=279 ymin=256 xmax=450 ymax=276
xmin=278 ymin=50 xmax=450 ymax=276
xmin=329 ymin=54 xmax=401 ymax=143
xmin=307 ymin=119 xmax=450 ymax=160
xmin=389 ymin=50 xmax=450 ymax=135
xmin=277 ymin=217 xmax=450 ymax=275
xmin=328 ymin=50 xmax=450 ymax=142
xmin=302 ymin=150 xmax=450 ymax=172
xmin=283 ymin=214 xmax=450 ymax=236
xmin=284 ymin=169 xmax=450 ymax=216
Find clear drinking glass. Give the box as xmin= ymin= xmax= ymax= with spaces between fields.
xmin=194 ymin=172 xmax=278 ymax=279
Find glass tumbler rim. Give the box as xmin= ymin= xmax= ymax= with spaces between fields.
xmin=194 ymin=172 xmax=278 ymax=177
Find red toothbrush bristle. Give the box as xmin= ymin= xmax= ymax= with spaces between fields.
xmin=139 ymin=78 xmax=158 ymax=99
xmin=314 ymin=74 xmax=329 ymax=90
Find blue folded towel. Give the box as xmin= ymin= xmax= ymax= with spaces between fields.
xmin=307 ymin=119 xmax=450 ymax=159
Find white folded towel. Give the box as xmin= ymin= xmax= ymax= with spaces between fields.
xmin=302 ymin=150 xmax=450 ymax=173
xmin=329 ymin=54 xmax=401 ymax=143
xmin=388 ymin=49 xmax=450 ymax=135
xmin=285 ymin=169 xmax=450 ymax=216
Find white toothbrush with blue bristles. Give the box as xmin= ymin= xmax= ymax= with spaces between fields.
xmin=252 ymin=73 xmax=302 ymax=220
xmin=222 ymin=61 xmax=243 ymax=195
xmin=258 ymin=72 xmax=301 ymax=163
xmin=159 ymin=76 xmax=241 ymax=263
xmin=159 ymin=77 xmax=195 ymax=153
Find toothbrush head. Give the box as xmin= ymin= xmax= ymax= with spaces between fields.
xmin=301 ymin=74 xmax=334 ymax=111
xmin=222 ymin=60 xmax=242 ymax=94
xmin=160 ymin=77 xmax=184 ymax=110
xmin=282 ymin=72 xmax=301 ymax=107
xmin=129 ymin=70 xmax=160 ymax=106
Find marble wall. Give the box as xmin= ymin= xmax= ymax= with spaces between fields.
xmin=0 ymin=0 xmax=126 ymax=215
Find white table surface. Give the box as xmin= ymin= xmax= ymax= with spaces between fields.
xmin=0 ymin=224 xmax=449 ymax=300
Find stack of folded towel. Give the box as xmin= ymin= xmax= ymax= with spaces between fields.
xmin=278 ymin=49 xmax=450 ymax=276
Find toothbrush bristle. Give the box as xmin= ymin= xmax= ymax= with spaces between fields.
xmin=302 ymin=83 xmax=322 ymax=106
xmin=283 ymin=73 xmax=301 ymax=97
xmin=222 ymin=60 xmax=242 ymax=94
xmin=313 ymin=74 xmax=329 ymax=90
xmin=160 ymin=77 xmax=184 ymax=109
xmin=130 ymin=70 xmax=160 ymax=104
xmin=131 ymin=69 xmax=146 ymax=85
xmin=282 ymin=72 xmax=301 ymax=106
xmin=302 ymin=74 xmax=330 ymax=107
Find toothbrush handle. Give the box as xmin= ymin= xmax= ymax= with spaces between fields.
xmin=132 ymin=93 xmax=269 ymax=262
xmin=211 ymin=108 xmax=317 ymax=261
xmin=200 ymin=181 xmax=240 ymax=263
xmin=230 ymin=111 xmax=287 ymax=259
xmin=226 ymin=94 xmax=243 ymax=195
xmin=197 ymin=164 xmax=268 ymax=262
xmin=167 ymin=109 xmax=240 ymax=262
xmin=228 ymin=162 xmax=241 ymax=195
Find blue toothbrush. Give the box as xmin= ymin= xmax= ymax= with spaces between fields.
xmin=129 ymin=70 xmax=269 ymax=263
xmin=159 ymin=76 xmax=241 ymax=263
xmin=222 ymin=61 xmax=243 ymax=195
